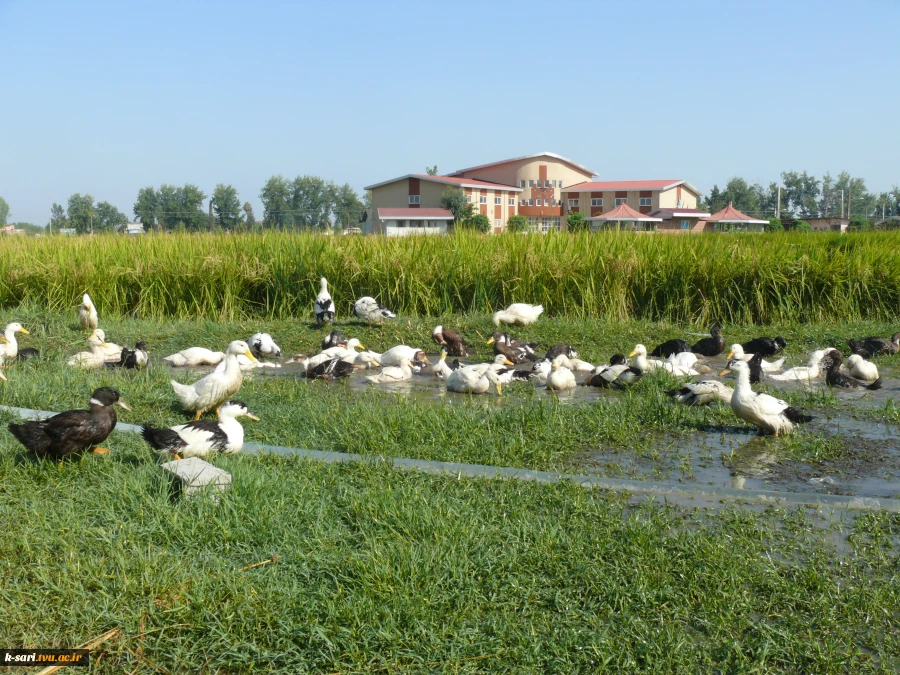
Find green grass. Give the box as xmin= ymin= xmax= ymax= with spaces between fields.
xmin=3 ymin=230 xmax=900 ymax=323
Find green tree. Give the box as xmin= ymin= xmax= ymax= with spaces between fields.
xmin=133 ymin=186 xmax=158 ymax=229
xmin=781 ymin=171 xmax=820 ymax=218
xmin=50 ymin=203 xmax=68 ymax=231
xmin=506 ymin=215 xmax=529 ymax=233
xmin=332 ymin=183 xmax=365 ymax=230
xmin=793 ymin=220 xmax=812 ymax=232
xmin=719 ymin=177 xmax=760 ymax=216
xmin=767 ymin=218 xmax=784 ymax=232
xmin=701 ymin=185 xmax=725 ymax=214
xmin=440 ymin=187 xmax=474 ymax=224
xmin=242 ymin=202 xmax=256 ymax=230
xmin=211 ymin=184 xmax=242 ymax=231
xmin=67 ymin=193 xmax=96 ymax=234
xmin=155 ymin=184 xmax=207 ymax=231
xmin=95 ymin=201 xmax=127 ymax=232
xmin=426 ymin=165 xmax=439 ymax=176
xmin=459 ymin=213 xmax=490 ymax=233
xmin=260 ymin=176 xmax=291 ymax=229
xmin=290 ymin=175 xmax=332 ymax=230
xmin=0 ymin=197 xmax=9 ymax=227
xmin=566 ymin=211 xmax=588 ymax=232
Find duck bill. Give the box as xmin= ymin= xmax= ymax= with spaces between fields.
xmin=0 ymin=337 xmax=7 ymax=343
xmin=246 ymin=413 xmax=260 ymax=421
xmin=496 ymin=383 xmax=502 ymax=395
xmin=719 ymin=368 xmax=730 ymax=377
xmin=18 ymin=328 xmax=29 ymax=335
xmin=244 ymin=350 xmax=259 ymax=363
xmin=504 ymin=358 xmax=515 ymax=366
xmin=115 ymin=400 xmax=132 ymax=411
xmin=628 ymin=350 xmax=637 ymax=357
xmin=726 ymin=351 xmax=734 ymax=359
xmin=357 ymin=343 xmax=365 ymax=351
xmin=486 ymin=337 xmax=495 ymax=345
xmin=371 ymin=359 xmax=381 ymax=367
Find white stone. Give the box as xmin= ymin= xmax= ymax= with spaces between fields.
xmin=160 ymin=457 xmax=231 ymax=501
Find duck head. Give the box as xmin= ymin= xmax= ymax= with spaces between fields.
xmin=726 ymin=343 xmax=743 ymax=360
xmin=89 ymin=386 xmax=131 ymax=411
xmin=5 ymin=322 xmax=28 ymax=336
xmin=609 ymin=353 xmax=627 ymax=366
xmin=628 ymin=344 xmax=647 ymax=358
xmin=219 ymin=400 xmax=259 ymax=421
xmin=227 ymin=340 xmax=257 ymax=362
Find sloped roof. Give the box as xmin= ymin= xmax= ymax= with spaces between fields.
xmin=705 ymin=203 xmax=768 ymax=224
xmin=564 ymin=179 xmax=699 ymax=193
xmin=364 ymin=174 xmax=521 ymax=192
xmin=649 ymin=208 xmax=711 ymax=219
xmin=447 ymin=152 xmax=597 ymax=178
xmin=586 ymin=202 xmax=663 ymax=222
xmin=377 ymin=208 xmax=454 ymax=220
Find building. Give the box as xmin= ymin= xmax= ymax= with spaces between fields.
xmin=783 ymin=217 xmax=848 ymax=233
xmin=1 ymin=224 xmax=24 ymax=235
xmin=123 ymin=223 xmax=145 ymax=235
xmin=561 ymin=180 xmax=701 ymax=228
xmin=647 ymin=207 xmax=711 ymax=233
xmin=704 ymin=204 xmax=768 ymax=232
xmin=586 ymin=202 xmax=663 ymax=232
xmin=375 ymin=208 xmax=454 ymax=236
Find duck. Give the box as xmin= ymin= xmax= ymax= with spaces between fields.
xmin=666 ymin=351 xmax=701 ymax=370
xmin=378 ymin=345 xmax=429 ymax=370
xmin=722 ymin=359 xmax=813 ymax=436
xmin=650 ymin=339 xmax=691 ymax=358
xmin=741 ymin=336 xmax=786 ymax=357
xmin=432 ymin=326 xmax=469 ymax=357
xmin=492 ymin=303 xmax=543 ymax=327
xmin=488 ymin=332 xmax=539 ymax=363
xmin=820 ymin=352 xmax=883 ymax=390
xmin=446 ymin=366 xmax=503 ymax=395
xmin=354 ymin=296 xmax=396 ymax=325
xmin=171 ymin=341 xmax=256 ymax=420
xmin=666 ymin=380 xmax=734 ymax=406
xmin=67 ymin=331 xmax=110 ymax=369
xmin=585 ymin=354 xmax=643 ymax=389
xmin=141 ymin=400 xmax=258 ymax=460
xmin=546 ymin=357 xmax=577 ymax=391
xmin=314 ymin=277 xmax=335 ymax=324
xmin=321 ymin=338 xmax=365 ymax=359
xmin=0 ymin=323 xmax=29 ymax=360
xmin=846 ymin=354 xmax=880 ymax=383
xmin=342 ymin=350 xmax=381 ymax=368
xmin=548 ymin=354 xmax=595 ymax=373
xmin=846 ymin=332 xmax=900 ymax=358
xmin=468 ymin=354 xmax=516 ymax=375
xmin=16 ymin=348 xmax=40 ymax=362
xmin=7 ymin=386 xmax=130 ymax=458
xmin=431 ymin=350 xmax=453 ymax=378
xmin=91 ymin=329 xmax=123 ymax=361
xmin=544 ymin=344 xmax=578 ymax=361
xmin=366 ymin=357 xmax=414 ymax=384
xmin=691 ymin=323 xmax=725 ymax=357
xmin=78 ymin=293 xmax=98 ymax=331
xmin=628 ymin=344 xmax=698 ymax=376
xmin=529 ymin=359 xmax=552 ymax=385
xmin=306 ymin=356 xmax=355 ymax=381
xmin=248 ymin=333 xmax=282 ymax=359
xmin=322 ymin=330 xmax=349 ymax=351
xmin=164 ymin=347 xmax=226 ymax=368
xmin=766 ymin=349 xmax=833 ymax=383
xmin=726 ymin=344 xmax=785 ymax=372
xmin=106 ymin=340 xmax=149 ymax=369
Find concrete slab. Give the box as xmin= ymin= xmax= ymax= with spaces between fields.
xmin=160 ymin=457 xmax=231 ymax=502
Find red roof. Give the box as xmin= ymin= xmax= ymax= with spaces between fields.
xmin=412 ymin=174 xmax=517 ymax=189
xmin=705 ymin=204 xmax=768 ymax=224
xmin=587 ymin=203 xmax=663 ymax=221
xmin=564 ymin=180 xmax=687 ymax=192
xmin=377 ymin=208 xmax=454 ymax=219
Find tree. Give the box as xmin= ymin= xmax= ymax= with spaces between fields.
xmin=719 ymin=177 xmax=760 ymax=216
xmin=134 ymin=186 xmax=158 ymax=229
xmin=260 ymin=176 xmax=292 ymax=229
xmin=426 ymin=165 xmax=439 ymax=176
xmin=332 ymin=183 xmax=365 ymax=230
xmin=566 ymin=211 xmax=588 ymax=232
xmin=459 ymin=213 xmax=490 ymax=233
xmin=290 ymin=175 xmax=332 ymax=230
xmin=702 ymin=185 xmax=725 ymax=214
xmin=506 ymin=215 xmax=529 ymax=233
xmin=793 ymin=220 xmax=812 ymax=232
xmin=781 ymin=171 xmax=820 ymax=218
xmin=211 ymin=184 xmax=242 ymax=231
xmin=0 ymin=197 xmax=9 ymax=227
xmin=50 ymin=203 xmax=68 ymax=231
xmin=95 ymin=201 xmax=127 ymax=232
xmin=155 ymin=184 xmax=207 ymax=231
xmin=767 ymin=218 xmax=784 ymax=232
xmin=440 ymin=187 xmax=473 ymax=224
xmin=242 ymin=202 xmax=256 ymax=230
xmin=67 ymin=193 xmax=96 ymax=234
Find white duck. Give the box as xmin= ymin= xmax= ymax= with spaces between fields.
xmin=546 ymin=357 xmax=577 ymax=391
xmin=551 ymin=354 xmax=596 ymax=373
xmin=140 ymin=400 xmax=259 ymax=460
xmin=78 ymin=293 xmax=98 ymax=330
xmin=379 ymin=345 xmax=429 ymax=369
xmin=446 ymin=366 xmax=503 ymax=395
xmin=322 ymin=338 xmax=365 ymax=359
xmin=91 ymin=329 xmax=123 ymax=361
xmin=248 ymin=333 xmax=282 ymax=358
xmin=342 ymin=350 xmax=380 ymax=368
xmin=846 ymin=354 xmax=880 ymax=383
xmin=667 ymin=351 xmax=700 ymax=370
xmin=0 ymin=323 xmax=29 ymax=360
xmin=366 ymin=356 xmax=414 ymax=384
xmin=629 ymin=344 xmax=698 ymax=376
xmin=766 ymin=349 xmax=831 ymax=383
xmin=468 ymin=354 xmax=516 ymax=375
xmin=530 ymin=359 xmax=552 ymax=385
xmin=726 ymin=344 xmax=785 ymax=372
xmin=431 ymin=350 xmax=453 ymax=378
xmin=67 ymin=331 xmax=109 ymax=369
xmin=724 ymin=359 xmax=813 ymax=436
xmin=164 ymin=347 xmax=225 ymax=368
xmin=666 ymin=380 xmax=734 ymax=406
xmin=171 ymin=341 xmax=257 ymax=420
xmin=314 ymin=277 xmax=335 ymax=324
xmin=354 ymin=296 xmax=396 ymax=324
xmin=492 ymin=303 xmax=544 ymax=327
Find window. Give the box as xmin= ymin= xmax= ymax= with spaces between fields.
xmin=520 ymin=179 xmax=526 ymax=188
xmin=466 ymin=194 xmax=472 ymax=203
xmin=429 ymin=220 xmax=440 ymax=227
xmin=680 ymin=219 xmax=690 ymax=230
xmin=396 ymin=220 xmax=406 ymax=227
xmin=552 ymin=180 xmax=557 ymax=188
xmin=591 ymin=198 xmax=603 ymax=207
xmin=545 ymin=180 xmax=552 ymax=188
xmin=509 ymin=197 xmax=515 ymax=206
xmin=480 ymin=195 xmax=487 ymax=204
xmin=616 ymin=198 xmax=627 ymax=206
xmin=639 ymin=197 xmax=652 ymax=207
xmin=536 ymin=199 xmax=542 ymax=206
xmin=520 ymin=199 xmax=526 ymax=206
xmin=494 ymin=196 xmax=502 ymax=205
xmin=529 ymin=180 xmax=534 ymax=187
xmin=408 ymin=195 xmax=420 ymax=205
xmin=568 ymin=199 xmax=579 ymax=207
xmin=528 ymin=199 xmax=533 ymax=206
xmin=494 ymin=219 xmax=501 ymax=228
xmin=410 ymin=220 xmax=423 ymax=227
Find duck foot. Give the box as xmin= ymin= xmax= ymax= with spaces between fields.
xmin=172 ymin=452 xmax=184 ymax=461
xmin=92 ymin=447 xmax=110 ymax=455
xmin=194 ymin=410 xmax=203 ymax=421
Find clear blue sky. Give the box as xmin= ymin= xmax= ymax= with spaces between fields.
xmin=1 ymin=0 xmax=897 ymax=225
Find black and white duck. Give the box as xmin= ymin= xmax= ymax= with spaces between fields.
xmin=666 ymin=380 xmax=733 ymax=406
xmin=741 ymin=336 xmax=786 ymax=357
xmin=487 ymin=332 xmax=539 ymax=364
xmin=106 ymin=340 xmax=149 ymax=370
xmin=321 ymin=330 xmax=348 ymax=351
xmin=544 ymin=344 xmax=578 ymax=361
xmin=354 ymin=296 xmax=396 ymax=325
xmin=584 ymin=353 xmax=642 ymax=389
xmin=314 ymin=277 xmax=335 ymax=324
xmin=691 ymin=323 xmax=725 ymax=357
xmin=249 ymin=333 xmax=282 ymax=359
xmin=306 ymin=355 xmax=355 ymax=381
xmin=7 ymin=387 xmax=130 ymax=458
xmin=820 ymin=352 xmax=883 ymax=390
xmin=432 ymin=325 xmax=470 ymax=357
xmin=649 ymin=339 xmax=691 ymax=358
xmin=141 ymin=400 xmax=259 ymax=460
xmin=846 ymin=332 xmax=900 ymax=358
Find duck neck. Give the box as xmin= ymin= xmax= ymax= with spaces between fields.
xmin=733 ymin=367 xmax=752 ymax=395
xmin=4 ymin=330 xmax=17 ymax=349
xmin=223 ymin=351 xmax=242 ymax=377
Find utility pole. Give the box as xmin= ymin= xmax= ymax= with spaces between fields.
xmin=208 ymin=201 xmax=214 ymax=232
xmin=841 ymin=190 xmax=844 ymax=218
xmin=776 ymin=186 xmax=781 ymax=219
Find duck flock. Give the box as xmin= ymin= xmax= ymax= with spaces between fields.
xmin=1 ymin=280 xmax=897 ymax=463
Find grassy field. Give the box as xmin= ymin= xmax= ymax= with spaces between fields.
xmin=2 ymin=230 xmax=900 ymax=323
xmin=2 ymin=309 xmax=899 ymax=672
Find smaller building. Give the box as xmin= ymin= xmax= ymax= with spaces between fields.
xmin=376 ymin=208 xmax=453 ymax=237
xmin=783 ymin=217 xmax=848 ymax=233
xmin=586 ymin=202 xmax=663 ymax=232
xmin=1 ymin=224 xmax=24 ymax=235
xmin=647 ymin=208 xmax=711 ymax=234
xmin=705 ymin=204 xmax=768 ymax=232
xmin=123 ymin=223 xmax=145 ymax=235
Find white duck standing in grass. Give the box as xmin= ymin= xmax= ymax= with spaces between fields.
xmin=78 ymin=293 xmax=98 ymax=331
xmin=492 ymin=303 xmax=544 ymax=327
xmin=446 ymin=365 xmax=503 ymax=395
xmin=67 ymin=331 xmax=109 ymax=369
xmin=546 ymin=356 xmax=577 ymax=391
xmin=171 ymin=340 xmax=257 ymax=420
xmin=846 ymin=354 xmax=880 ymax=383
xmin=354 ymin=296 xmax=396 ymax=325
xmin=722 ymin=359 xmax=813 ymax=436
xmin=0 ymin=323 xmax=29 ymax=360
xmin=726 ymin=344 xmax=785 ymax=372
xmin=315 ymin=277 xmax=335 ymax=324
xmin=140 ymin=400 xmax=259 ymax=460
xmin=766 ymin=349 xmax=832 ymax=383
xmin=366 ymin=356 xmax=414 ymax=384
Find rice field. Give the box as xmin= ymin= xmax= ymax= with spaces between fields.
xmin=2 ymin=230 xmax=900 ymax=323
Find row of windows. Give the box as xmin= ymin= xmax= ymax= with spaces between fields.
xmin=520 ymin=198 xmax=561 ymax=207
xmin=465 ymin=194 xmax=517 ymax=206
xmin=567 ymin=197 xmax=655 ymax=208
xmin=521 ymin=179 xmax=562 ymax=189
xmin=392 ymin=220 xmax=445 ymax=227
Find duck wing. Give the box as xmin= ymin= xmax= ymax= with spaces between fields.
xmin=691 ymin=336 xmax=725 ymax=357
xmin=650 ymin=339 xmax=691 ymax=358
xmin=741 ymin=337 xmax=779 ymax=356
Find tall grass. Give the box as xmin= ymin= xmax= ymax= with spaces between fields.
xmin=1 ymin=230 xmax=898 ymax=323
